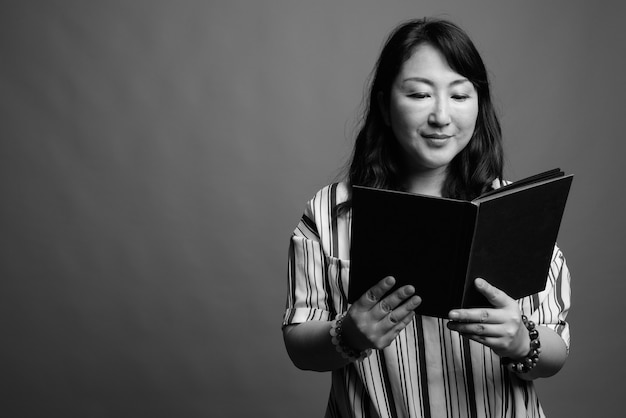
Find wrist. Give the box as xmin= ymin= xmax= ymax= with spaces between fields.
xmin=329 ymin=313 xmax=371 ymax=362
xmin=510 ymin=327 xmax=532 ymax=360
xmin=502 ymin=315 xmax=542 ymax=374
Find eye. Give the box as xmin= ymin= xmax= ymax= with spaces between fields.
xmin=408 ymin=92 xmax=430 ymax=99
xmin=450 ymin=92 xmax=474 ymax=102
xmin=451 ymin=94 xmax=472 ymax=102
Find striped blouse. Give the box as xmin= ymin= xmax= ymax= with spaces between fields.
xmin=283 ymin=182 xmax=571 ymax=418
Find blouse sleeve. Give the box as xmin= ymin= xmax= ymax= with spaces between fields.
xmin=282 ymin=199 xmax=335 ymax=327
xmin=521 ymin=245 xmax=572 ymax=351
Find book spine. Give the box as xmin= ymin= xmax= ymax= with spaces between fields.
xmin=456 ymin=204 xmax=478 ymax=309
xmin=460 ymin=204 xmax=480 ymax=307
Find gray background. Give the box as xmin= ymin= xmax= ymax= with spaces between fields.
xmin=1 ymin=1 xmax=624 ymax=417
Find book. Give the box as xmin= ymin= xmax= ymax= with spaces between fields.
xmin=348 ymin=168 xmax=573 ymax=318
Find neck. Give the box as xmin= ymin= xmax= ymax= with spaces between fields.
xmin=402 ymin=166 xmax=448 ymax=197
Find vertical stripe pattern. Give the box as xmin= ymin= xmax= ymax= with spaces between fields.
xmin=283 ymin=182 xmax=572 ymax=418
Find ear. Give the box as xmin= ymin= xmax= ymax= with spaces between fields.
xmin=377 ymin=91 xmax=390 ymax=126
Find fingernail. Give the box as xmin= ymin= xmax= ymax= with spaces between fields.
xmin=385 ymin=276 xmax=395 ymax=285
xmin=449 ymin=311 xmax=459 ymax=320
xmin=475 ymin=278 xmax=485 ymax=288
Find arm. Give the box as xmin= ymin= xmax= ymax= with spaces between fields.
xmin=284 ymin=188 xmax=421 ymax=372
xmin=283 ymin=276 xmax=421 ymax=372
xmin=516 ymin=325 xmax=567 ymax=380
xmin=447 ymin=277 xmax=568 ymax=380
xmin=283 ymin=321 xmax=349 ymax=372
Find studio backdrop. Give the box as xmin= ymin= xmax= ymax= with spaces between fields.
xmin=1 ymin=1 xmax=625 ymax=417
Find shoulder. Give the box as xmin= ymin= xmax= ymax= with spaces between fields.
xmin=300 ymin=182 xmax=350 ymax=229
xmin=295 ymin=183 xmax=350 ymax=249
xmin=304 ymin=182 xmax=350 ymax=211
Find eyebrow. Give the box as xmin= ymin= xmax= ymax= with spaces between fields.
xmin=402 ymin=77 xmax=471 ymax=87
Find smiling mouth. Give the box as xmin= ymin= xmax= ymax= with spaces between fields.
xmin=422 ymin=133 xmax=452 ymax=140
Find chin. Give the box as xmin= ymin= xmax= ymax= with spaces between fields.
xmin=419 ymin=155 xmax=457 ymax=171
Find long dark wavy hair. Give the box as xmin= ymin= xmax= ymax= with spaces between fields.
xmin=345 ymin=18 xmax=503 ymax=202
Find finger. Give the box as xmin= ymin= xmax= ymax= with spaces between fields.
xmin=375 ymin=310 xmax=417 ymax=350
xmin=446 ymin=321 xmax=501 ymax=338
xmin=358 ymin=276 xmax=396 ymax=308
xmin=394 ymin=310 xmax=416 ymax=329
xmin=454 ymin=333 xmax=503 ymax=350
xmin=473 ymin=278 xmax=514 ymax=309
xmin=375 ymin=285 xmax=416 ymax=318
xmin=384 ymin=295 xmax=421 ymax=325
xmin=448 ymin=307 xmax=497 ymax=324
xmin=387 ymin=310 xmax=416 ymax=334
xmin=392 ymin=294 xmax=422 ymax=318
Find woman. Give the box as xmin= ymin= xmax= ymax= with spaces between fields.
xmin=282 ymin=18 xmax=570 ymax=417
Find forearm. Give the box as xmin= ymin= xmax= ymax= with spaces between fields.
xmin=513 ymin=325 xmax=568 ymax=381
xmin=283 ymin=321 xmax=352 ymax=372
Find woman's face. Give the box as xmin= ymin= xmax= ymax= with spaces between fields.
xmin=385 ymin=43 xmax=479 ymax=175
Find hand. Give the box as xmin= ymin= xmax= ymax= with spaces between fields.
xmin=342 ymin=276 xmax=422 ymax=351
xmin=446 ymin=278 xmax=530 ymax=359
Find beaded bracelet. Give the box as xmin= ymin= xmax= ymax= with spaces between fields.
xmin=503 ymin=314 xmax=542 ymax=373
xmin=329 ymin=313 xmax=372 ymax=362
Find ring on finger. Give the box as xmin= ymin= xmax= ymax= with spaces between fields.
xmin=379 ymin=300 xmax=393 ymax=314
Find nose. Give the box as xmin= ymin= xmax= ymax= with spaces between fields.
xmin=428 ymin=98 xmax=451 ymax=127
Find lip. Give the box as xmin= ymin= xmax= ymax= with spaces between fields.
xmin=422 ymin=133 xmax=452 ymax=140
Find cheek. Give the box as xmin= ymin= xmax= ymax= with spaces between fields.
xmin=389 ymin=102 xmax=425 ymax=131
xmin=458 ymin=107 xmax=479 ymax=135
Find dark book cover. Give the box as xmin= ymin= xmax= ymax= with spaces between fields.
xmin=348 ymin=169 xmax=573 ymax=318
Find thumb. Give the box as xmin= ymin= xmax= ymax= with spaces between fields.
xmin=474 ymin=278 xmax=513 ymax=308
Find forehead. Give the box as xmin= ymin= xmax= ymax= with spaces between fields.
xmin=398 ymin=43 xmax=468 ymax=84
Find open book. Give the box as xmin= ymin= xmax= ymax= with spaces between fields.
xmin=348 ymin=168 xmax=573 ymax=318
